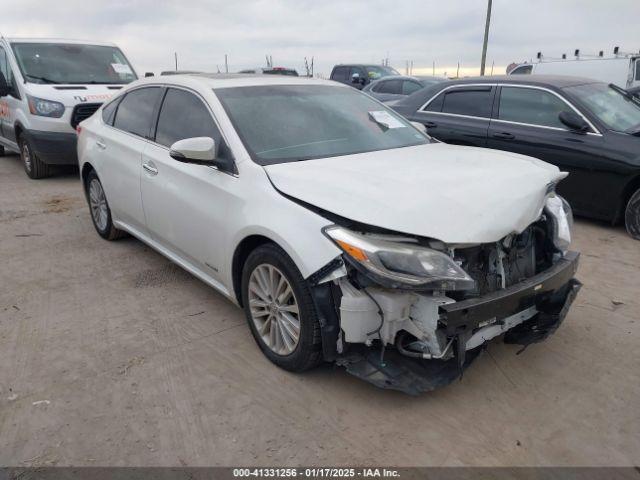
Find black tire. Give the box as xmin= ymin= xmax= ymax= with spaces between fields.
xmin=0 ymin=145 xmax=5 ymax=156
xmin=85 ymin=170 xmax=128 ymax=241
xmin=625 ymin=188 xmax=640 ymax=240
xmin=241 ymin=243 xmax=323 ymax=372
xmin=19 ymin=134 xmax=51 ymax=179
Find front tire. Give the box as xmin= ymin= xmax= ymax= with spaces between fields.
xmin=19 ymin=135 xmax=51 ymax=179
xmin=241 ymin=243 xmax=322 ymax=372
xmin=85 ymin=171 xmax=128 ymax=240
xmin=625 ymin=188 xmax=640 ymax=240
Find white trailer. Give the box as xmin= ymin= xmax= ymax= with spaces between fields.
xmin=509 ymin=52 xmax=640 ymax=89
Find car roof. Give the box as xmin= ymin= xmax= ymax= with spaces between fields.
xmin=6 ymin=37 xmax=119 ymax=47
xmin=448 ymin=74 xmax=600 ymax=88
xmin=333 ymin=64 xmax=393 ymax=69
xmin=133 ymin=73 xmax=341 ymax=89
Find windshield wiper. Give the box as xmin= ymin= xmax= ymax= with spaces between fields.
xmin=610 ymin=83 xmax=634 ymax=100
xmin=626 ymin=126 xmax=640 ymax=136
xmin=24 ymin=74 xmax=60 ymax=84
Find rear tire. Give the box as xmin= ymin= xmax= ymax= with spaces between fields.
xmin=19 ymin=134 xmax=51 ymax=179
xmin=85 ymin=170 xmax=128 ymax=241
xmin=241 ymin=243 xmax=323 ymax=372
xmin=0 ymin=145 xmax=5 ymax=156
xmin=624 ymin=188 xmax=640 ymax=240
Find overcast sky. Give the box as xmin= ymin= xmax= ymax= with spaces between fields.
xmin=2 ymin=0 xmax=638 ymax=77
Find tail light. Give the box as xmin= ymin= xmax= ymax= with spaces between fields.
xmin=76 ymin=125 xmax=82 ymax=135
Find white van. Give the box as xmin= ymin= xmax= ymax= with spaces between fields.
xmin=0 ymin=37 xmax=137 ymax=178
xmin=510 ymin=56 xmax=640 ymax=90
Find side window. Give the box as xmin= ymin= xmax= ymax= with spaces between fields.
xmin=154 ymin=88 xmax=221 ymax=149
xmin=402 ymin=80 xmax=423 ymax=95
xmin=0 ymin=46 xmax=8 ymax=83
xmin=377 ymin=79 xmax=402 ymax=94
xmin=0 ymin=46 xmax=16 ymax=95
xmin=113 ymin=87 xmax=162 ymax=138
xmin=498 ymin=87 xmax=569 ymax=129
xmin=424 ymin=91 xmax=445 ymax=112
xmin=441 ymin=88 xmax=493 ymax=118
xmin=331 ymin=66 xmax=349 ymax=81
xmin=101 ymin=97 xmax=121 ymax=126
xmin=635 ymin=59 xmax=640 ymax=81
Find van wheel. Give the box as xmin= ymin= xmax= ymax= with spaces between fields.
xmin=0 ymin=145 xmax=5 ymax=156
xmin=625 ymin=188 xmax=640 ymax=240
xmin=19 ymin=135 xmax=51 ymax=179
xmin=241 ymin=243 xmax=323 ymax=372
xmin=85 ymin=171 xmax=128 ymax=240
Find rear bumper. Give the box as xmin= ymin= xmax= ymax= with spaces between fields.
xmin=24 ymin=129 xmax=77 ymax=165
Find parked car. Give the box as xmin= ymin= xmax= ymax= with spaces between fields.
xmin=509 ymin=54 xmax=640 ymax=89
xmin=363 ymin=75 xmax=445 ymax=103
xmin=0 ymin=37 xmax=137 ymax=178
xmin=238 ymin=67 xmax=298 ymax=76
xmin=393 ymin=75 xmax=640 ymax=239
xmin=77 ymin=74 xmax=580 ymax=394
xmin=330 ymin=64 xmax=399 ymax=90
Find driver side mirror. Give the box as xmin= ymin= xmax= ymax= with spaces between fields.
xmin=351 ymin=73 xmax=365 ymax=85
xmin=559 ymin=111 xmax=590 ymax=133
xmin=169 ymin=137 xmax=232 ymax=172
xmin=0 ymin=72 xmax=11 ymax=97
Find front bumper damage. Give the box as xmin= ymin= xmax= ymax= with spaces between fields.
xmin=329 ymin=252 xmax=581 ymax=395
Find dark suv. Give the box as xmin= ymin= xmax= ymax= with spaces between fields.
xmin=330 ymin=64 xmax=399 ymax=90
xmin=392 ymin=75 xmax=640 ymax=238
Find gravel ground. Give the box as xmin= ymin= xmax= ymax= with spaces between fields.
xmin=0 ymin=153 xmax=638 ymax=467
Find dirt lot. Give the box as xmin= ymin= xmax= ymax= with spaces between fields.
xmin=0 ymin=153 xmax=638 ymax=467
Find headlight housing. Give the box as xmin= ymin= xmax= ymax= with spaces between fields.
xmin=27 ymin=95 xmax=65 ymax=118
xmin=323 ymin=225 xmax=475 ymax=290
xmin=545 ymin=194 xmax=573 ymax=254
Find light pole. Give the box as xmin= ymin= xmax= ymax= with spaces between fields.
xmin=480 ymin=0 xmax=492 ymax=76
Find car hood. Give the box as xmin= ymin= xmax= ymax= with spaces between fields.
xmin=264 ymin=143 xmax=567 ymax=244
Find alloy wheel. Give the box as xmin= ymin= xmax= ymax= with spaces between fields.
xmin=22 ymin=142 xmax=32 ymax=173
xmin=248 ymin=264 xmax=300 ymax=356
xmin=88 ymin=179 xmax=109 ymax=232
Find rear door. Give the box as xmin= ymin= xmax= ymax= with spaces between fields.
xmin=98 ymin=86 xmax=163 ymax=236
xmin=140 ymin=87 xmax=237 ymax=284
xmin=411 ymin=85 xmax=494 ymax=146
xmin=486 ymin=84 xmax=611 ymax=217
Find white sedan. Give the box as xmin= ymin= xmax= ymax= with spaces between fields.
xmin=77 ymin=74 xmax=581 ymax=394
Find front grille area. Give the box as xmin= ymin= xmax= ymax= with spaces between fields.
xmin=70 ymin=103 xmax=102 ymax=129
xmin=454 ymin=226 xmax=539 ymax=298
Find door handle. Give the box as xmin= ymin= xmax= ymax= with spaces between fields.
xmin=492 ymin=132 xmax=515 ymax=140
xmin=423 ymin=121 xmax=437 ymax=128
xmin=96 ymin=140 xmax=106 ymax=150
xmin=142 ymin=162 xmax=158 ymax=175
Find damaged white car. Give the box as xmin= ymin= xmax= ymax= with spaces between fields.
xmin=77 ymin=74 xmax=581 ymax=394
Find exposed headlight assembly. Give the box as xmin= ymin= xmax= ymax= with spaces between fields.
xmin=323 ymin=225 xmax=475 ymax=290
xmin=27 ymin=95 xmax=65 ymax=118
xmin=545 ymin=194 xmax=573 ymax=254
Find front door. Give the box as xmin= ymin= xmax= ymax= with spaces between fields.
xmin=140 ymin=87 xmax=237 ymax=285
xmin=486 ymin=85 xmax=612 ymax=218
